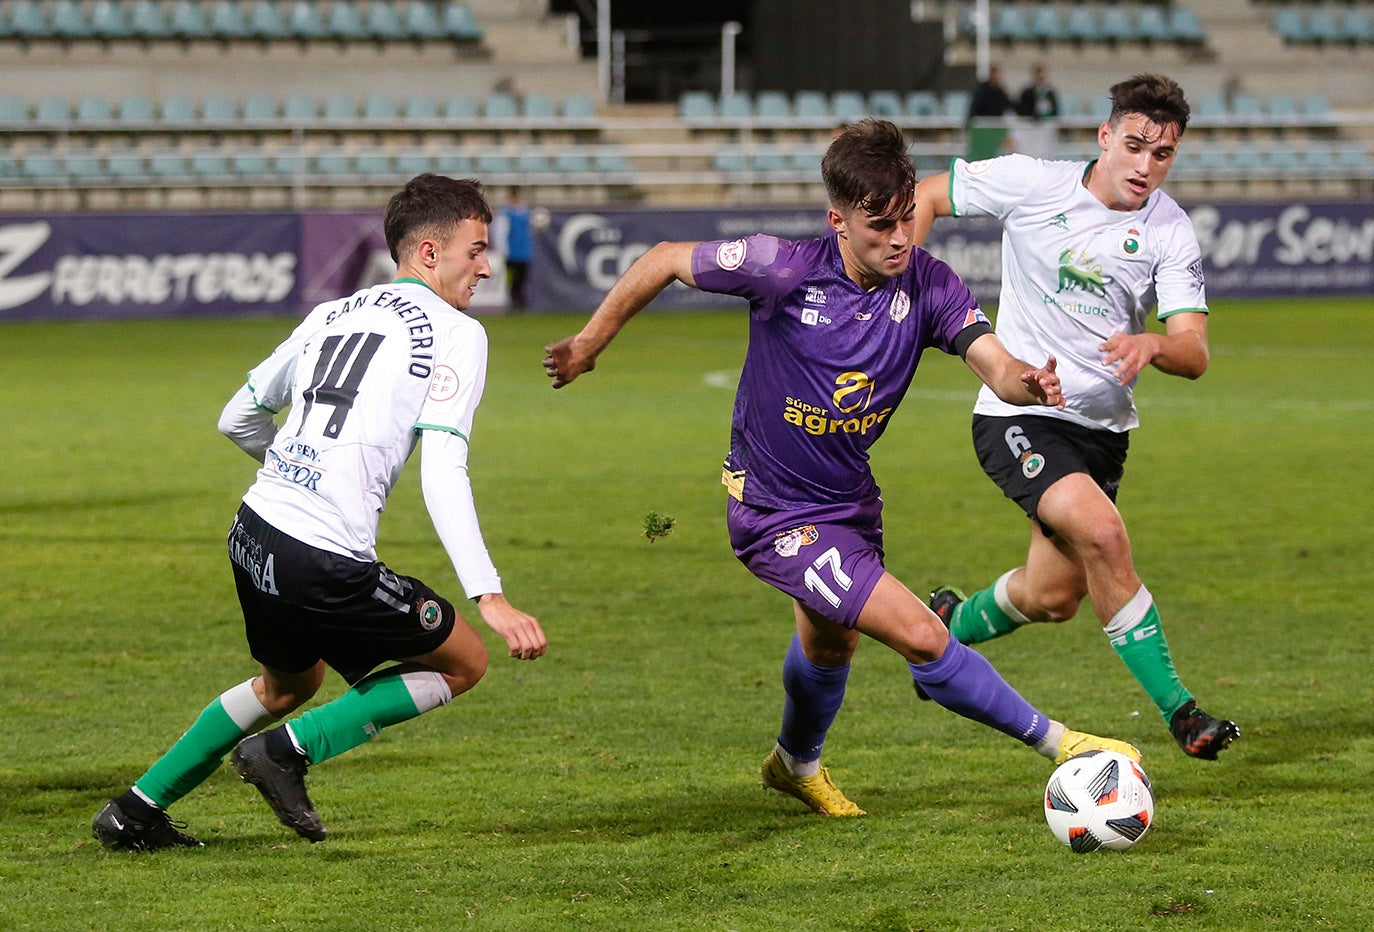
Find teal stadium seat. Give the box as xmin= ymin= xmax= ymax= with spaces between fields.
xmin=439 ymin=2 xmax=482 ymax=40
xmin=1064 ymin=7 xmax=1099 ymax=44
xmin=867 ymin=91 xmax=902 ymax=119
xmin=269 ymin=152 xmax=306 ymax=176
xmin=1168 ymin=8 xmax=1206 ymax=44
xmin=1333 ymin=142 xmax=1372 ymax=172
xmin=75 ymin=97 xmax=113 ymax=124
xmin=1029 ymin=7 xmax=1066 ymax=43
xmin=718 ymin=93 xmax=753 ymax=120
xmin=247 ymin=1 xmax=291 ymax=41
xmin=788 ymin=149 xmax=821 ymax=173
xmin=830 ymin=91 xmax=867 ymax=122
xmin=483 ymin=93 xmax=518 ymax=119
xmin=34 ymin=98 xmax=72 ymax=123
xmin=0 ymin=151 xmax=17 ymax=180
xmin=940 ymin=90 xmax=971 ymax=120
xmin=363 ymin=95 xmax=399 ymax=121
xmin=118 ymin=96 xmax=156 ymax=124
xmin=1273 ymin=9 xmax=1307 ymax=44
xmin=242 ymin=95 xmax=279 ymax=121
xmin=326 ymin=0 xmax=367 ymax=41
xmin=231 ymin=152 xmax=273 ymax=176
xmin=792 ymin=91 xmax=828 ymax=121
xmin=553 ymin=152 xmax=592 ymax=173
xmin=403 ymin=95 xmax=439 ymax=120
xmin=128 ymin=1 xmax=172 ymax=41
xmin=201 ymin=96 xmax=239 ymax=126
xmin=561 ymin=94 xmax=597 ymax=120
xmin=592 ymin=151 xmax=632 ymax=174
xmin=433 ymin=153 xmax=471 ymax=174
xmin=10 ymin=1 xmax=53 ymax=41
xmin=282 ymin=96 xmax=319 ymax=121
xmin=21 ymin=153 xmax=63 ymax=179
xmin=990 ymin=6 xmax=1030 ymax=43
xmin=521 ymin=95 xmax=557 ymax=119
xmin=442 ymin=96 xmax=478 ymax=119
xmin=1099 ymin=7 xmax=1136 ymax=44
xmin=313 ymin=153 xmax=354 ymax=175
xmin=168 ymin=1 xmax=212 ymax=41
xmin=65 ymin=152 xmax=103 ymax=180
xmin=206 ymin=1 xmax=251 ymax=40
xmin=287 ymin=0 xmax=329 ymax=40
xmin=1267 ymin=94 xmax=1298 ymax=122
xmin=394 ymin=152 xmax=432 ymax=175
xmin=364 ymin=1 xmax=407 ymax=42
xmin=401 ymin=1 xmax=441 ymax=40
xmin=475 ymin=153 xmax=513 ymax=174
xmin=1194 ymin=94 xmax=1228 ymax=122
xmin=517 ymin=153 xmax=552 ymax=174
xmin=1300 ymin=93 xmax=1331 ymax=121
xmin=1231 ymin=94 xmax=1264 ymax=122
xmin=754 ymin=91 xmax=791 ymax=120
xmin=1135 ymin=6 xmax=1171 ymax=44
xmin=1088 ymin=94 xmax=1112 ymax=122
xmin=160 ymin=96 xmax=196 ymax=124
xmin=148 ymin=153 xmax=189 ymax=177
xmin=354 ymin=152 xmax=394 ymax=175
xmin=712 ymin=150 xmax=747 ymax=173
xmin=50 ymin=0 xmax=95 ymax=41
xmin=904 ymin=91 xmax=939 ymax=117
xmin=751 ymin=152 xmax=788 ymax=173
xmin=105 ymin=151 xmax=146 ymax=179
xmin=0 ymin=98 xmax=28 ymax=123
xmin=90 ymin=0 xmax=137 ymax=40
xmin=1344 ymin=9 xmax=1374 ymax=43
xmin=323 ymin=96 xmax=359 ymax=121
xmin=1265 ymin=144 xmax=1301 ymax=175
xmin=679 ymin=91 xmax=715 ymax=120
xmin=1307 ymin=9 xmax=1342 ymax=45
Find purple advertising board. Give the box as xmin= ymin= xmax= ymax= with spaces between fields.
xmin=0 ymin=213 xmax=300 ymax=320
xmin=531 ymin=200 xmax=1374 ymax=310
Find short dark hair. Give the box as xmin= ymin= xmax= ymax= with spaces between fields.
xmin=821 ymin=119 xmax=916 ymax=220
xmin=1108 ymin=73 xmax=1190 ymax=136
xmin=384 ymin=174 xmax=493 ymax=262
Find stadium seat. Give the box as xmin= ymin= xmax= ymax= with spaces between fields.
xmin=521 ymin=94 xmax=557 ymax=120
xmin=516 ymin=152 xmax=552 ymax=174
xmin=718 ymin=93 xmax=752 ymax=119
xmin=1029 ymin=6 xmax=1066 ymax=43
xmin=1272 ymin=8 xmax=1308 ymax=44
xmin=117 ymin=95 xmax=156 ymax=124
xmin=1099 ymin=7 xmax=1136 ymax=44
xmin=442 ymin=96 xmax=478 ymax=119
xmin=160 ymin=96 xmax=196 ymax=124
xmin=561 ymin=94 xmax=597 ymax=120
xmin=553 ymin=152 xmax=593 ymax=173
xmin=105 ymin=151 xmax=146 ymax=178
xmin=475 ymin=153 xmax=513 ymax=174
xmin=242 ymin=95 xmax=279 ymax=122
xmin=483 ymin=93 xmax=519 ymax=119
xmin=788 ymin=149 xmax=821 ymax=173
xmin=439 ymin=2 xmax=482 ymax=40
xmin=354 ymin=152 xmax=393 ymax=175
xmin=128 ymin=0 xmax=171 ymax=41
xmin=190 ymin=152 xmax=229 ymax=176
xmin=201 ymin=96 xmax=238 ymax=126
xmin=679 ymin=91 xmax=715 ymax=120
xmin=792 ymin=91 xmax=828 ymax=120
xmin=403 ymin=95 xmax=439 ymax=120
xmin=90 ymin=0 xmax=137 ymax=40
xmin=148 ymin=152 xmax=189 ymax=177
xmin=34 ymin=98 xmax=72 ymax=124
xmin=904 ymin=91 xmax=939 ymax=118
xmin=1265 ymin=144 xmax=1301 ymax=175
xmin=400 ymin=1 xmax=441 ymax=40
xmin=282 ymin=96 xmax=319 ymax=121
xmin=592 ymin=151 xmax=632 ymax=174
xmin=1063 ymin=7 xmax=1099 ymax=44
xmin=206 ymin=1 xmax=251 ymax=40
xmin=247 ymin=1 xmax=290 ymax=41
xmin=325 ymin=0 xmax=366 ymax=41
xmin=1168 ymin=8 xmax=1207 ymax=44
xmin=21 ymin=153 xmax=63 ymax=179
xmin=1300 ymin=93 xmax=1332 ymax=121
xmin=1194 ymin=94 xmax=1228 ymax=122
xmin=284 ymin=0 xmax=328 ymax=40
xmin=712 ymin=150 xmax=747 ymax=173
xmin=433 ymin=153 xmax=471 ymax=175
xmin=754 ymin=91 xmax=792 ymax=120
xmin=65 ymin=152 xmax=103 ymax=180
xmin=830 ymin=91 xmax=867 ymax=122
xmin=1305 ymin=8 xmax=1340 ymax=45
xmin=1087 ymin=94 xmax=1112 ymax=122
xmin=1340 ymin=9 xmax=1373 ymax=44
xmin=1135 ymin=6 xmax=1171 ymax=44
xmin=363 ymin=1 xmax=407 ymax=42
xmin=230 ymin=152 xmax=273 ymax=176
xmin=313 ymin=152 xmax=354 ymax=175
xmin=751 ymin=151 xmax=788 ymax=173
xmin=323 ymin=96 xmax=358 ymax=121
xmin=940 ymin=90 xmax=972 ymax=120
xmin=1333 ymin=142 xmax=1372 ymax=172
xmin=1231 ymin=94 xmax=1264 ymax=122
xmin=168 ymin=0 xmax=212 ymax=41
xmin=989 ymin=6 xmax=1030 ymax=43
xmin=1266 ymin=94 xmax=1298 ymax=122
xmin=394 ymin=152 xmax=432 ymax=175
xmin=866 ymin=91 xmax=902 ymax=119
xmin=269 ymin=152 xmax=306 ymax=176
xmin=0 ymin=98 xmax=28 ymax=123
xmin=9 ymin=1 xmax=53 ymax=41
xmin=49 ymin=0 xmax=94 ymax=40
xmin=363 ymin=95 xmax=399 ymax=121
xmin=74 ymin=97 xmax=113 ymax=124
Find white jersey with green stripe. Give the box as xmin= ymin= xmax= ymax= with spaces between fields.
xmin=951 ymin=153 xmax=1207 ymax=432
xmin=242 ymin=280 xmax=488 ymax=561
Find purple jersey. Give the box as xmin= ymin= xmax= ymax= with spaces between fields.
xmin=692 ymin=233 xmax=987 ymax=510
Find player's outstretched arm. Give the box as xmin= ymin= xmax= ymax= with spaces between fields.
xmin=963 ymin=333 xmax=1066 ymax=410
xmin=543 ymin=241 xmax=699 ymax=388
xmin=912 ymin=171 xmax=954 ymax=248
xmin=218 ymin=384 xmax=278 ymax=462
xmin=1100 ymin=311 xmax=1209 ymax=385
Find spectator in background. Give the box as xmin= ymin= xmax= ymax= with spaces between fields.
xmin=503 ymin=188 xmax=533 ymax=311
xmin=968 ymin=65 xmax=1015 ymax=121
xmin=1017 ymin=63 xmax=1061 ymax=120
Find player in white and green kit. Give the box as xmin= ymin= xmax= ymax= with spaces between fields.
xmin=912 ymin=73 xmax=1239 ymax=759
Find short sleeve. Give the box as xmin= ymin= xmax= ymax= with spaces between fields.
xmin=690 ymin=234 xmax=810 ymax=311
xmin=1154 ymin=216 xmax=1208 ymax=319
xmin=950 ymin=152 xmax=1045 ymax=220
xmin=918 ymin=251 xmax=992 ymax=356
xmin=416 ymin=320 xmax=488 ymax=442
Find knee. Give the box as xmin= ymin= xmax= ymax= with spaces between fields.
xmin=1038 ymin=590 xmax=1083 ymax=622
xmin=442 ymin=642 xmax=489 ymax=697
xmin=255 ymin=681 xmax=316 ymax=717
xmin=1077 ymin=521 xmax=1132 ymax=568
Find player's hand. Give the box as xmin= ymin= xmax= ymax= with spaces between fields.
xmin=476 ymin=593 xmax=547 ymax=660
xmin=1100 ymin=332 xmax=1160 ymax=385
xmin=542 ymin=334 xmax=595 ymax=389
xmin=1020 ymin=354 xmax=1065 ymax=410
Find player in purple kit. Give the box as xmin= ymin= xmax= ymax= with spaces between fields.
xmin=543 ymin=120 xmax=1139 ymax=817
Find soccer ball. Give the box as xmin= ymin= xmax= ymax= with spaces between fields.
xmin=1044 ymin=750 xmax=1154 ymax=852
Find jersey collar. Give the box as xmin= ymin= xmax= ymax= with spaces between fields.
xmin=394 ymin=276 xmax=437 ymax=294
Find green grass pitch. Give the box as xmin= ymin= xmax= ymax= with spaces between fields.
xmin=1 ymin=298 xmax=1371 ymax=929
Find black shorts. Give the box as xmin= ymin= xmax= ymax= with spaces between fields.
xmin=228 ymin=504 xmax=457 ymax=685
xmin=971 ymin=414 xmax=1129 ymax=534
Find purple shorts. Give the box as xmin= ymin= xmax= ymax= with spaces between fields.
xmin=727 ymin=497 xmax=887 ymax=628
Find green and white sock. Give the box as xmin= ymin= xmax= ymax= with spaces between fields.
xmin=1104 ymin=586 xmax=1192 ymax=722
xmin=134 ymin=679 xmax=274 ymax=809
xmin=287 ymin=667 xmax=451 ymax=765
xmin=950 ymin=569 xmax=1031 ymax=644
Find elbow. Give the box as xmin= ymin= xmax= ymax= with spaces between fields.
xmin=1185 ymin=348 xmax=1210 ymax=380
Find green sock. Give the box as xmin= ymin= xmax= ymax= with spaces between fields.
xmin=288 ymin=667 xmax=449 ymax=765
xmin=1107 ymin=600 xmax=1192 ymax=722
xmin=135 ymin=680 xmax=273 ymax=808
xmin=950 ymin=583 xmax=1025 ymax=644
